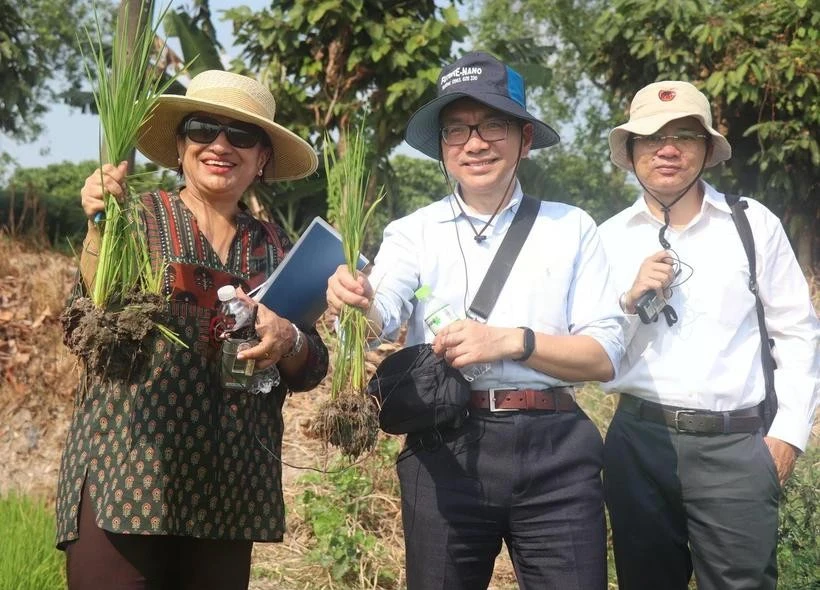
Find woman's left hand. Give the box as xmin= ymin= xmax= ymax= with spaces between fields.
xmin=234 ymin=288 xmax=295 ymax=369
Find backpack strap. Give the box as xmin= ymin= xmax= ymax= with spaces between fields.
xmin=726 ymin=194 xmax=777 ymax=433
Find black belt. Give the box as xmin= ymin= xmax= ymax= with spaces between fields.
xmin=619 ymin=394 xmax=763 ymax=434
xmin=470 ymin=387 xmax=576 ymax=412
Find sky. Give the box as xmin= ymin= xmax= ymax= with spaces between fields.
xmin=0 ymin=0 xmax=270 ymax=170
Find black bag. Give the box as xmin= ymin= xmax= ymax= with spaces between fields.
xmin=368 ymin=344 xmax=470 ymax=435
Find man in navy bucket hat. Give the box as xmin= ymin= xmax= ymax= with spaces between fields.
xmin=327 ymin=51 xmax=624 ymax=589
xmin=404 ymin=52 xmax=560 ymax=158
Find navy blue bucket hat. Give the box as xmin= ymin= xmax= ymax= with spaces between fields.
xmin=404 ymin=51 xmax=560 ymax=159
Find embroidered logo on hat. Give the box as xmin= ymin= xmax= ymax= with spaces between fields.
xmin=659 ymin=89 xmax=676 ymax=102
xmin=440 ymin=66 xmax=484 ymax=92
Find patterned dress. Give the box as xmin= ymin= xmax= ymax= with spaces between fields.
xmin=56 ymin=190 xmax=329 ymax=548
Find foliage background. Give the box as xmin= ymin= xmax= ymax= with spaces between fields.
xmin=0 ymin=0 xmax=817 ymax=587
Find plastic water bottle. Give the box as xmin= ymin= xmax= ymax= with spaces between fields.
xmin=217 ymin=285 xmax=256 ymax=338
xmin=415 ymin=285 xmax=491 ymax=382
xmin=216 ymin=285 xmax=280 ymax=392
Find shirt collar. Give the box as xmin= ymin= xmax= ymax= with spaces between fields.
xmin=701 ymin=181 xmax=732 ymax=214
xmin=429 ymin=180 xmax=525 ymax=224
xmin=621 ymin=180 xmax=730 ymax=226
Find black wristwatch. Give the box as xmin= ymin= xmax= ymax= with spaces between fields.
xmin=514 ymin=327 xmax=535 ymax=362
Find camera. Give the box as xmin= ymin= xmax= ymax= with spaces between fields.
xmin=635 ymin=290 xmax=667 ymax=324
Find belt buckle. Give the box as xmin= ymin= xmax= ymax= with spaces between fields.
xmin=488 ymin=388 xmax=517 ymax=412
xmin=673 ymin=409 xmax=699 ymax=433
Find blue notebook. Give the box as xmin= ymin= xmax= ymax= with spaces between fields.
xmin=250 ymin=217 xmax=369 ymax=326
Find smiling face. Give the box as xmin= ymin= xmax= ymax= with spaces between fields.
xmin=439 ymin=99 xmax=533 ymax=210
xmin=176 ymin=112 xmax=272 ymax=204
xmin=630 ymin=116 xmax=712 ymax=201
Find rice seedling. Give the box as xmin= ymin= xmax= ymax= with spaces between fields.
xmin=61 ymin=0 xmax=186 ymax=376
xmin=83 ymin=0 xmax=181 ymax=309
xmin=311 ymin=124 xmax=385 ymax=458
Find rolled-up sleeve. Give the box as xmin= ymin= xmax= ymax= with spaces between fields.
xmin=567 ymin=211 xmax=627 ymax=380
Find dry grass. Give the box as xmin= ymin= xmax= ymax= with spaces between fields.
xmin=0 ymin=233 xmax=78 ymax=500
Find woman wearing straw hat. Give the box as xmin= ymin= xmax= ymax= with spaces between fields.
xmin=57 ymin=70 xmax=329 ymax=589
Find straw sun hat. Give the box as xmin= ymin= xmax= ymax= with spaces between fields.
xmin=136 ymin=70 xmax=318 ymax=182
xmin=608 ymin=80 xmax=731 ymax=172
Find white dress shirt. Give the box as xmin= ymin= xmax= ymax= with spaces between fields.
xmin=599 ymin=182 xmax=819 ymax=451
xmin=369 ymin=182 xmax=625 ymax=392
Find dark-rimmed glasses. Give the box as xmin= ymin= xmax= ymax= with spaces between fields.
xmin=441 ymin=119 xmax=513 ymax=146
xmin=631 ymin=132 xmax=708 ymax=151
xmin=179 ymin=116 xmax=267 ymax=149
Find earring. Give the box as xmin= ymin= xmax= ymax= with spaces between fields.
xmin=177 ymin=157 xmax=182 ymax=165
xmin=258 ymin=168 xmax=264 ymax=177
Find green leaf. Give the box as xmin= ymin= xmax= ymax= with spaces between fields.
xmin=307 ymin=0 xmax=340 ymax=25
xmin=163 ymin=10 xmax=222 ymax=75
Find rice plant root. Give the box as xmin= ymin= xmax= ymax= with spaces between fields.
xmin=308 ymin=391 xmax=379 ymax=459
xmin=60 ymin=293 xmax=166 ymax=379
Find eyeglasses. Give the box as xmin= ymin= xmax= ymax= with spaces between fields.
xmin=631 ymin=132 xmax=708 ymax=150
xmin=440 ymin=119 xmax=513 ymax=146
xmin=180 ymin=116 xmax=267 ymax=149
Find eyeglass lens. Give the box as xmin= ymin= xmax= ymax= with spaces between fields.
xmin=632 ymin=133 xmax=708 ymax=150
xmin=441 ymin=119 xmax=511 ymax=145
xmin=183 ymin=117 xmax=264 ymax=149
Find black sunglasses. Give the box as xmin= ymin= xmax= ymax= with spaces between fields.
xmin=179 ymin=116 xmax=267 ymax=149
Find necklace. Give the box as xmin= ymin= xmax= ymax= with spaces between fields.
xmin=452 ymin=196 xmax=504 ymax=243
xmin=446 ymin=170 xmax=518 ymax=243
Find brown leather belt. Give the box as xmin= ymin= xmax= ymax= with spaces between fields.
xmin=470 ymin=387 xmax=577 ymax=412
xmin=618 ymin=394 xmax=763 ymax=434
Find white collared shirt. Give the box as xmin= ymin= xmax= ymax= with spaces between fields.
xmin=369 ymin=182 xmax=625 ymax=391
xmin=599 ymin=182 xmax=819 ymax=450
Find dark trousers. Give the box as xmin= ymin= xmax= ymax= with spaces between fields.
xmin=603 ymin=407 xmax=780 ymax=590
xmin=65 ymin=486 xmax=253 ymax=590
xmin=397 ymin=409 xmax=606 ymax=590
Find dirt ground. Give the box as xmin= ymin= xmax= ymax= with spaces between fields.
xmin=0 ymin=237 xmax=518 ymax=589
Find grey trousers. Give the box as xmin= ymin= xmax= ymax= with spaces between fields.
xmin=398 ymin=409 xmax=607 ymax=590
xmin=603 ymin=407 xmax=780 ymax=590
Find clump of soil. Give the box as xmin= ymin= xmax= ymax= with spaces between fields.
xmin=308 ymin=391 xmax=379 ymax=459
xmin=60 ymin=292 xmax=167 ymax=379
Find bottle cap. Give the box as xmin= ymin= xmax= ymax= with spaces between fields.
xmin=414 ymin=285 xmax=432 ymax=301
xmin=217 ymin=285 xmax=237 ymax=302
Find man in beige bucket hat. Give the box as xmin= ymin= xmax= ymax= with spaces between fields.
xmin=598 ymin=80 xmax=818 ymax=589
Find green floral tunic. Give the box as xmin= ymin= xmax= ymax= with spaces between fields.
xmin=56 ymin=190 xmax=329 ymax=548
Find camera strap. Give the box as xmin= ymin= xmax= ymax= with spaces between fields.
xmin=726 ymin=194 xmax=777 ymax=433
xmin=468 ymin=195 xmax=540 ymax=322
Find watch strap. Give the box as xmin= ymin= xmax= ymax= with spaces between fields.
xmin=514 ymin=326 xmax=535 ymax=362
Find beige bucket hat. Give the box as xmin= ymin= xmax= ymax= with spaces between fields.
xmin=609 ymin=80 xmax=731 ymax=171
xmin=136 ymin=70 xmax=318 ymax=182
